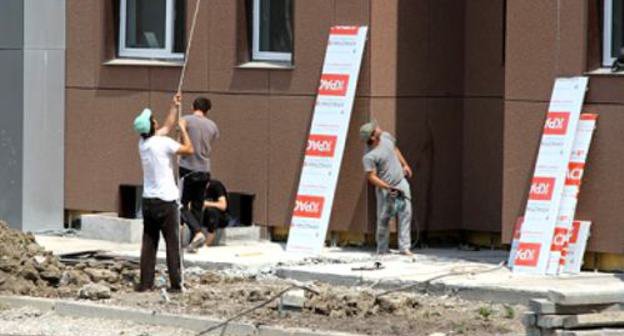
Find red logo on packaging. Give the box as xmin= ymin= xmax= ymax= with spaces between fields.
xmin=550 ymin=227 xmax=568 ymax=252
xmin=565 ymin=162 xmax=585 ymax=186
xmin=306 ymin=135 xmax=337 ymax=158
xmin=569 ymin=221 xmax=581 ymax=244
xmin=330 ymin=26 xmax=359 ymax=35
xmin=514 ymin=243 xmax=541 ymax=267
xmin=529 ymin=177 xmax=556 ymax=201
xmin=293 ymin=195 xmax=325 ymax=219
xmin=544 ymin=112 xmax=570 ymax=135
xmin=318 ymin=74 xmax=349 ymax=96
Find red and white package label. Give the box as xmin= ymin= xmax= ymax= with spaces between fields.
xmin=293 ymin=195 xmax=325 ymax=219
xmin=529 ymin=177 xmax=556 ymax=201
xmin=318 ymin=74 xmax=349 ymax=96
xmin=306 ymin=135 xmax=337 ymax=158
xmin=543 ymin=112 xmax=571 ymax=136
xmin=550 ymin=227 xmax=568 ymax=252
xmin=330 ymin=26 xmax=359 ymax=35
xmin=565 ymin=162 xmax=585 ymax=186
xmin=514 ymin=243 xmax=541 ymax=267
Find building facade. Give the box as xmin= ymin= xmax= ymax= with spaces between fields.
xmin=56 ymin=0 xmax=624 ymax=256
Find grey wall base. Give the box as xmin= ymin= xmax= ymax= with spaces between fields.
xmin=81 ymin=213 xmax=262 ymax=245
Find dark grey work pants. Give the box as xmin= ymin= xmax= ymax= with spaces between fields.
xmin=139 ymin=198 xmax=182 ymax=290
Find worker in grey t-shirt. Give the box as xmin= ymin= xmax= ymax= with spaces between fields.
xmin=178 ymin=96 xmax=219 ymax=251
xmin=360 ymin=121 xmax=413 ymax=255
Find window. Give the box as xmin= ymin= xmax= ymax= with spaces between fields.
xmin=119 ymin=0 xmax=185 ymax=59
xmin=603 ymin=0 xmax=624 ymax=66
xmin=252 ymin=0 xmax=293 ymax=62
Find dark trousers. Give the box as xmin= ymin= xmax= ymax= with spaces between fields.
xmin=140 ymin=198 xmax=182 ymax=290
xmin=183 ymin=207 xmax=227 ymax=239
xmin=203 ymin=207 xmax=227 ymax=233
xmin=179 ymin=167 xmax=210 ymax=236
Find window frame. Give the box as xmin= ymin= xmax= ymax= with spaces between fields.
xmin=604 ymin=0 xmax=617 ymax=66
xmin=251 ymin=0 xmax=293 ymax=63
xmin=118 ymin=0 xmax=184 ymax=60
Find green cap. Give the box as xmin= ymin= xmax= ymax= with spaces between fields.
xmin=359 ymin=121 xmax=377 ymax=142
xmin=133 ymin=108 xmax=152 ymax=134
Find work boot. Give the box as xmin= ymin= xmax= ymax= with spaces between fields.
xmin=400 ymin=249 xmax=414 ymax=256
xmin=134 ymin=283 xmax=153 ymax=292
xmin=187 ymin=232 xmax=206 ymax=253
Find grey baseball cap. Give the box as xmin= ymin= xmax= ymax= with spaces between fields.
xmin=359 ymin=121 xmax=377 ymax=142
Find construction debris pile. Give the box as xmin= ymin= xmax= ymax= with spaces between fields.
xmin=0 ymin=221 xmax=139 ymax=299
xmin=524 ymin=291 xmax=624 ymax=335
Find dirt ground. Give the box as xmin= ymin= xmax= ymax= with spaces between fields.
xmin=0 ymin=221 xmax=525 ymax=335
xmin=109 ymin=271 xmax=525 ymax=336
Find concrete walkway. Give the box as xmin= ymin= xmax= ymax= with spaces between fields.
xmin=35 ymin=235 xmax=624 ymax=305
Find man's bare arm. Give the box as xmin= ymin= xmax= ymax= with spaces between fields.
xmin=394 ymin=147 xmax=412 ymax=178
xmin=204 ymin=196 xmax=227 ymax=212
xmin=156 ymin=94 xmax=181 ymax=136
xmin=366 ymin=171 xmax=393 ymax=190
xmin=176 ymin=119 xmax=194 ymax=156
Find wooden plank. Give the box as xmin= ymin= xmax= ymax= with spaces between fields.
xmin=548 ymin=289 xmax=624 ymax=306
xmin=563 ymin=311 xmax=624 ymax=329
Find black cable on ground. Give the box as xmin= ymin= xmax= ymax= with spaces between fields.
xmin=375 ymin=261 xmax=505 ymax=298
xmin=196 ymin=284 xmax=319 ymax=336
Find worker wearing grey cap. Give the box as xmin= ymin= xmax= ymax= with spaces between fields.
xmin=360 ymin=121 xmax=413 ymax=255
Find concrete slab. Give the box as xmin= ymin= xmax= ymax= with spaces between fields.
xmin=33 ymin=235 xmax=624 ymax=306
xmin=0 ymin=296 xmax=365 ymax=336
xmin=81 ymin=213 xmax=143 ymax=243
xmin=80 ymin=213 xmax=263 ymax=245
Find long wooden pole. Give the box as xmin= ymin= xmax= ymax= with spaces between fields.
xmin=176 ymin=0 xmax=202 ymax=119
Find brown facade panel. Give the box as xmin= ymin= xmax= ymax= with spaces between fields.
xmin=557 ymin=0 xmax=587 ymax=77
xmin=370 ymin=0 xmax=400 ymax=97
xmin=394 ymin=98 xmax=463 ymax=232
xmin=501 ymin=101 xmax=548 ymax=243
xmin=575 ymin=104 xmax=624 ymax=254
xmin=462 ymin=98 xmax=504 ymax=232
xmin=426 ymin=0 xmax=465 ymax=97
xmin=207 ymin=1 xmax=269 ymax=94
xmin=66 ymin=0 xmax=98 ymax=88
xmin=586 ymin=76 xmax=624 ymax=105
xmin=464 ymin=0 xmax=505 ymax=97
xmin=505 ymin=0 xmax=557 ymax=101
xmin=391 ymin=0 xmax=431 ymax=97
xmin=426 ymin=98 xmax=463 ymax=230
xmin=392 ymin=98 xmax=428 ymax=232
xmin=330 ymin=98 xmax=371 ymax=232
xmin=208 ymin=93 xmax=270 ymax=225
xmin=65 ymin=88 xmax=149 ymax=211
xmin=373 ymin=0 xmax=466 ymax=98
xmin=267 ymin=96 xmax=314 ymax=227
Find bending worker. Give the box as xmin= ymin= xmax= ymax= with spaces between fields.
xmin=186 ymin=179 xmax=230 ymax=253
xmin=179 ymin=96 xmax=219 ymax=250
xmin=133 ymin=94 xmax=193 ymax=293
xmin=360 ymin=121 xmax=413 ymax=256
